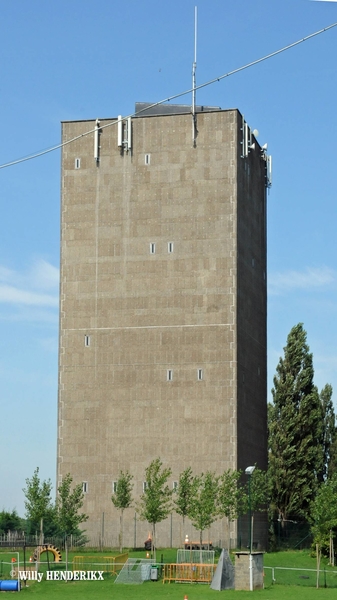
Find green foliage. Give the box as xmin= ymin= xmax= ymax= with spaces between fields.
xmin=0 ymin=509 xmax=22 ymax=534
xmin=240 ymin=467 xmax=269 ymax=514
xmin=217 ymin=469 xmax=242 ymax=520
xmin=55 ymin=473 xmax=88 ymax=536
xmin=174 ymin=467 xmax=198 ymax=524
xmin=310 ymin=474 xmax=337 ymax=548
xmin=188 ymin=471 xmax=219 ymax=544
xmin=23 ymin=467 xmax=53 ymax=539
xmin=111 ymin=470 xmax=133 ymax=552
xmin=268 ymin=324 xmax=324 ymax=522
xmin=111 ymin=470 xmax=133 ymax=512
xmin=137 ymin=458 xmax=172 ymax=559
xmin=319 ymin=384 xmax=337 ymax=482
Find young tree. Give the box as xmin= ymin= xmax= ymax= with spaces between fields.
xmin=188 ymin=471 xmax=219 ymax=548
xmin=111 ymin=470 xmax=133 ymax=553
xmin=137 ymin=458 xmax=172 ymax=561
xmin=56 ymin=473 xmax=88 ymax=536
xmin=268 ymin=324 xmax=323 ymax=523
xmin=174 ymin=467 xmax=197 ymax=532
xmin=240 ymin=468 xmax=269 ymax=550
xmin=319 ymin=384 xmax=337 ymax=482
xmin=55 ymin=473 xmax=88 ymax=571
xmin=240 ymin=468 xmax=269 ymax=514
xmin=23 ymin=467 xmax=53 ymax=544
xmin=309 ymin=474 xmax=337 ymax=585
xmin=217 ymin=469 xmax=242 ymax=549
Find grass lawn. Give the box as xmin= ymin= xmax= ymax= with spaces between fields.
xmin=16 ymin=579 xmax=337 ymax=599
xmin=2 ymin=549 xmax=337 ymax=598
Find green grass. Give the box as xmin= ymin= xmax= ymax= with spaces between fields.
xmin=263 ymin=549 xmax=337 ymax=588
xmin=15 ymin=579 xmax=337 ymax=599
xmin=2 ymin=549 xmax=337 ymax=598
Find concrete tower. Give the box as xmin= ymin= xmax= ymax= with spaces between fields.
xmin=58 ymin=104 xmax=269 ymax=548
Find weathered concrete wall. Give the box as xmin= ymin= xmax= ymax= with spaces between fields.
xmin=57 ymin=108 xmax=267 ymax=548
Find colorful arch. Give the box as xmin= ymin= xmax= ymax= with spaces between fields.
xmin=32 ymin=544 xmax=62 ymax=562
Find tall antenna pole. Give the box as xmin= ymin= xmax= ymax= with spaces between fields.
xmin=192 ymin=6 xmax=197 ymax=146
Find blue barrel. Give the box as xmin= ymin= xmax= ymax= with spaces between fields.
xmin=0 ymin=580 xmax=20 ymax=591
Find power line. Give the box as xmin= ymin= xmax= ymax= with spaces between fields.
xmin=1 ymin=20 xmax=337 ymax=171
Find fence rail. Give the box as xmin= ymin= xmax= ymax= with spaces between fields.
xmin=264 ymin=565 xmax=337 ymax=588
xmin=162 ymin=563 xmax=214 ymax=584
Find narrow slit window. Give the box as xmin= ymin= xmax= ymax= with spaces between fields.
xmin=82 ymin=482 xmax=88 ymax=493
xmin=167 ymin=369 xmax=173 ymax=382
xmin=150 ymin=243 xmax=156 ymax=254
xmin=173 ymin=481 xmax=178 ymax=491
xmin=112 ymin=481 xmax=117 ymax=493
xmin=145 ymin=154 xmax=151 ymax=165
xmin=75 ymin=158 xmax=81 ymax=169
xmin=143 ymin=482 xmax=148 ymax=492
xmin=84 ymin=335 xmax=90 ymax=347
xmin=197 ymin=369 xmax=203 ymax=381
xmin=168 ymin=242 xmax=174 ymax=254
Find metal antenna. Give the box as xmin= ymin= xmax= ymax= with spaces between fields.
xmin=192 ymin=6 xmax=198 ymax=146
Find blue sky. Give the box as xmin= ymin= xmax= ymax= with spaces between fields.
xmin=1 ymin=0 xmax=337 ymax=515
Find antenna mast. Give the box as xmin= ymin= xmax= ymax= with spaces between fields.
xmin=192 ymin=6 xmax=197 ymax=146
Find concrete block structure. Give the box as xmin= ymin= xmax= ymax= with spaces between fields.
xmin=235 ymin=552 xmax=264 ymax=590
xmin=57 ymin=103 xmax=268 ymax=548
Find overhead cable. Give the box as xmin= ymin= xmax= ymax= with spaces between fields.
xmin=1 ymin=20 xmax=337 ymax=170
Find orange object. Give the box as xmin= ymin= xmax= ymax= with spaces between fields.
xmin=184 ymin=595 xmax=188 ymax=600
xmin=11 ymin=558 xmax=16 ymax=563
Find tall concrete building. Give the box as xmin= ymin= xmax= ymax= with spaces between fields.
xmin=58 ymin=103 xmax=269 ymax=548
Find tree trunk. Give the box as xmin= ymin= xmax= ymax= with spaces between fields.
xmin=119 ymin=509 xmax=123 ymax=554
xmin=39 ymin=517 xmax=44 ymax=546
xmin=200 ymin=529 xmax=203 ymax=564
xmin=316 ymin=543 xmax=321 ymax=589
xmin=152 ymin=523 xmax=156 ymax=562
xmin=65 ymin=536 xmax=69 ymax=582
xmin=331 ymin=537 xmax=335 ymax=567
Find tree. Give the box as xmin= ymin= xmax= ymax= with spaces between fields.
xmin=319 ymin=384 xmax=337 ymax=482
xmin=188 ymin=471 xmax=219 ymax=548
xmin=241 ymin=468 xmax=269 ymax=514
xmin=217 ymin=469 xmax=241 ymax=521
xmin=55 ymin=473 xmax=88 ymax=572
xmin=111 ymin=471 xmax=133 ymax=553
xmin=137 ymin=458 xmax=172 ymax=561
xmin=309 ymin=474 xmax=337 ymax=585
xmin=174 ymin=467 xmax=198 ymax=534
xmin=55 ymin=473 xmax=88 ymax=536
xmin=268 ymin=324 xmax=323 ymax=523
xmin=23 ymin=467 xmax=53 ymax=544
xmin=240 ymin=468 xmax=269 ymax=550
xmin=0 ymin=510 xmax=22 ymax=534
xmin=217 ymin=469 xmax=242 ymax=549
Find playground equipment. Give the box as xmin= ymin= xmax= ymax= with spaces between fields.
xmin=73 ymin=553 xmax=128 ymax=575
xmin=0 ymin=580 xmax=20 ymax=591
xmin=32 ymin=544 xmax=62 ymax=562
xmin=0 ymin=552 xmax=20 ymax=591
xmin=162 ymin=563 xmax=214 ymax=584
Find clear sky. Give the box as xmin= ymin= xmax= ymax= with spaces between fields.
xmin=1 ymin=0 xmax=337 ymax=516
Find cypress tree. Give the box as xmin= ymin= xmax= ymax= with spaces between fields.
xmin=268 ymin=324 xmax=323 ymax=522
